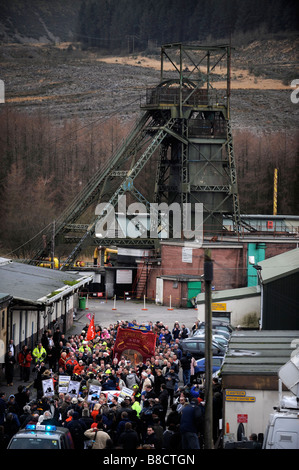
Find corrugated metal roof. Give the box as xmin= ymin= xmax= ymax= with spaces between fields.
xmin=0 ymin=260 xmax=92 ymax=305
xmin=0 ymin=293 xmax=12 ymax=302
xmin=259 ymin=248 xmax=299 ymax=284
xmin=196 ymin=285 xmax=260 ymax=304
xmin=221 ymin=330 xmax=299 ymax=376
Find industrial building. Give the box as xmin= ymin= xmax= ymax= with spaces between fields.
xmin=15 ymin=43 xmax=298 ymax=327
xmin=0 ymin=257 xmax=92 ymax=359
xmin=221 ymin=330 xmax=299 ymax=442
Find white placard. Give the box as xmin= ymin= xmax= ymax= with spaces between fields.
xmin=58 ymin=375 xmax=71 ymax=393
xmin=116 ymin=269 xmax=132 ymax=284
xmin=182 ymin=247 xmax=193 ymax=263
xmin=42 ymin=378 xmax=54 ymax=397
xmin=87 ymin=384 xmax=102 ymax=403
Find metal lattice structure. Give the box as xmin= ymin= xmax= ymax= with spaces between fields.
xmin=28 ymin=43 xmax=241 ymax=269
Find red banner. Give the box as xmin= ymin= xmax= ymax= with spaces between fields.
xmin=86 ymin=314 xmax=96 ymax=341
xmin=113 ymin=327 xmax=156 ymax=363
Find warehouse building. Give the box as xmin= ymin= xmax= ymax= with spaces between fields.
xmin=0 ymin=258 xmax=92 ymax=358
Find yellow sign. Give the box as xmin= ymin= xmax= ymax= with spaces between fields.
xmin=226 ymin=390 xmax=246 ymax=396
xmin=212 ymin=302 xmax=227 ymax=311
xmin=225 ymin=396 xmax=255 ymax=402
xmin=225 ymin=390 xmax=255 ymax=402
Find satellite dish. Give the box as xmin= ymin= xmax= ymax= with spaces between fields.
xmin=278 ymin=352 xmax=299 ymax=397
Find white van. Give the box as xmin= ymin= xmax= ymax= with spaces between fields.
xmin=263 ymin=396 xmax=299 ymax=449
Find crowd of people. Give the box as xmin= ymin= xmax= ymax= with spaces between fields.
xmin=0 ymin=318 xmax=223 ymax=450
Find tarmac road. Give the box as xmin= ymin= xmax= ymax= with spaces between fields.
xmin=70 ymin=298 xmax=200 ymax=336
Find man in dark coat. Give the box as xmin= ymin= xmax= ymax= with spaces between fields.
xmin=180 ymin=352 xmax=192 ymax=386
xmin=63 ymin=411 xmax=85 ymax=450
xmin=179 ymin=398 xmax=204 ymax=449
xmin=118 ymin=421 xmax=139 ymax=449
xmin=0 ymin=392 xmax=7 ymax=425
xmin=4 ymin=350 xmax=16 ymax=386
xmin=158 ymin=384 xmax=169 ymax=426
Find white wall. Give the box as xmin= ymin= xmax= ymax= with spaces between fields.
xmin=196 ymin=295 xmax=261 ymax=328
xmin=11 ymin=294 xmax=75 ymax=351
xmin=223 ymin=389 xmax=294 ymax=440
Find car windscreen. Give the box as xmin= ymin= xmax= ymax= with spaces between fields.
xmin=9 ymin=436 xmax=60 ymax=449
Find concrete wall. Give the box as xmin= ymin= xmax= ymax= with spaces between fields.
xmin=196 ymin=293 xmax=261 ymax=328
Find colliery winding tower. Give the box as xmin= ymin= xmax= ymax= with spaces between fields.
xmin=29 ymin=43 xmax=241 ymax=269
xmin=143 ymin=43 xmax=240 ymax=235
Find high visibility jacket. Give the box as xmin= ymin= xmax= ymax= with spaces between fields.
xmin=131 ymin=400 xmax=141 ymax=417
xmin=32 ymin=346 xmax=47 ymax=363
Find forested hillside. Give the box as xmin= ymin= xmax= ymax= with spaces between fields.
xmin=78 ymin=0 xmax=298 ymax=51
xmin=0 ymin=1 xmax=298 ymax=257
xmin=0 ymin=0 xmax=298 ymax=48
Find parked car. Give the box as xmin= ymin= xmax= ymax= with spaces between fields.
xmin=211 ymin=328 xmax=231 ymax=340
xmin=198 ymin=320 xmax=233 ymax=331
xmin=7 ymin=424 xmax=74 ymax=449
xmin=179 ymin=337 xmax=226 ymax=360
xmin=194 ymin=356 xmax=224 ymax=376
xmin=193 ymin=321 xmax=234 ymax=338
xmin=193 ymin=330 xmax=229 ymax=347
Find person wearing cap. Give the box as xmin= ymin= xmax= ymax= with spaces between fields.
xmin=65 ymin=397 xmax=83 ymax=418
xmin=79 ymin=407 xmax=93 ymax=431
xmin=84 ymin=422 xmax=111 ymax=449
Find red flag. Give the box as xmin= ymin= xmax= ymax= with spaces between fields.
xmin=86 ymin=314 xmax=95 ymax=341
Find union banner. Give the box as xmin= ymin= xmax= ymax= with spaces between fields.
xmin=113 ymin=327 xmax=156 ymax=364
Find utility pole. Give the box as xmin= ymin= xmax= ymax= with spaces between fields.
xmin=204 ymin=248 xmax=213 ymax=448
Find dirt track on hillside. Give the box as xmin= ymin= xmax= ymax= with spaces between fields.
xmin=1 ymin=44 xmax=298 ymax=133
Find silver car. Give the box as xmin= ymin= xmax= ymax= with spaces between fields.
xmin=7 ymin=424 xmax=74 ymax=449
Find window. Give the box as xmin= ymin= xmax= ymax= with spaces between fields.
xmin=185 ymin=342 xmax=198 ymax=351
